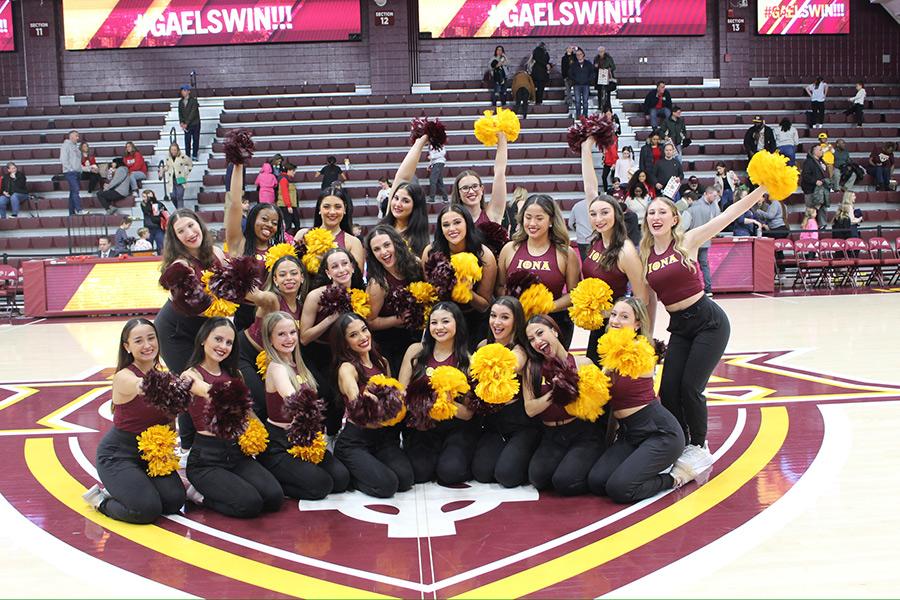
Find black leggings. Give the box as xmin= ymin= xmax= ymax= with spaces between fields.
xmin=257 ymin=422 xmax=349 ymax=500
xmin=96 ymin=427 xmax=186 ymax=524
xmin=550 ymin=309 xmax=574 ymax=351
xmin=528 ymin=419 xmax=603 ymax=495
xmin=334 ymin=423 xmax=413 ymax=498
xmin=373 ymin=327 xmax=418 ymax=379
xmin=588 ymin=401 xmax=684 ymax=503
xmin=405 ymin=418 xmax=481 ymax=484
xmin=301 ymin=342 xmax=342 ymax=435
xmin=659 ymin=295 xmax=730 ymax=446
xmin=238 ymin=334 xmax=266 ymax=421
xmin=462 ymin=309 xmax=488 ymax=353
xmin=185 ymin=434 xmax=284 ymax=518
xmin=810 ymin=101 xmax=825 ymax=125
xmin=472 ymin=400 xmax=540 ymax=487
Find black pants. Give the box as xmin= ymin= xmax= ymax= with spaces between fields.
xmin=185 ymin=434 xmax=284 ymax=518
xmin=659 ymin=295 xmax=730 ymax=446
xmin=81 ymin=171 xmax=102 ymax=193
xmin=535 ymin=81 xmax=547 ymax=104
xmin=238 ymin=334 xmax=266 ymax=421
xmin=373 ymin=327 xmax=418 ymax=379
xmin=155 ymin=301 xmax=206 ymax=449
xmin=844 ymin=104 xmax=863 ymax=126
xmin=96 ymin=427 xmax=186 ymax=524
xmin=334 ymin=423 xmax=413 ymax=498
xmin=301 ymin=342 xmax=341 ymax=435
xmin=550 ymin=309 xmax=574 ymax=351
xmin=405 ymin=417 xmax=481 ymax=484
xmin=514 ymin=88 xmax=530 ymax=118
xmin=97 ymin=189 xmax=127 ymax=209
xmin=528 ymin=419 xmax=603 ymax=495
xmin=601 ymin=165 xmax=612 ymax=192
xmin=462 ymin=309 xmax=488 ymax=353
xmin=280 ymin=207 xmax=300 ymax=235
xmin=810 ymin=101 xmax=825 ymax=125
xmin=587 ymin=401 xmax=684 ymax=503
xmin=184 ymin=123 xmax=201 ymax=159
xmin=258 ymin=422 xmax=349 ymax=500
xmin=472 ymin=400 xmax=540 ymax=487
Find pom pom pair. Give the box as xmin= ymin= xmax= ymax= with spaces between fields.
xmin=450 ymin=252 xmax=483 ymax=304
xmin=200 ymin=270 xmax=239 ymax=317
xmin=746 ymin=150 xmax=800 ymax=201
xmin=264 ymin=243 xmax=298 ymax=271
xmin=205 ymin=377 xmax=253 ymax=440
xmin=405 ymin=366 xmax=469 ymax=430
xmin=385 ymin=282 xmax=434 ymax=330
xmin=567 ymin=114 xmax=617 ymax=154
xmin=136 ymin=425 xmax=179 ymax=477
xmin=476 ymin=221 xmax=509 ymax=258
xmin=295 ymin=228 xmax=336 ymax=274
xmin=568 ymin=278 xmax=614 ymax=330
xmin=424 ymin=252 xmax=456 ymax=300
xmin=317 ymin=284 xmax=371 ymax=320
xmin=507 ymin=270 xmax=554 ymax=319
xmin=565 ymin=364 xmax=611 ymax=422
xmin=346 ymin=374 xmax=406 ymax=428
xmin=238 ymin=418 xmax=269 ymax=456
xmin=158 ymin=262 xmax=212 ymax=316
xmin=473 ymin=107 xmax=521 ymax=146
xmin=596 ymin=327 xmax=658 ymax=378
xmin=470 ymin=343 xmax=520 ymax=405
xmin=208 ymin=255 xmax=267 ymax=303
xmin=141 ymin=368 xmax=192 ymax=417
xmin=288 ymin=431 xmax=327 ymax=464
xmin=224 ymin=129 xmax=255 ymax=165
xmin=409 ymin=117 xmax=447 ymax=151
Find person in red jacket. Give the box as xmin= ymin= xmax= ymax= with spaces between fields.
xmin=123 ymin=141 xmax=147 ymax=194
xmin=277 ymin=162 xmax=299 ymax=235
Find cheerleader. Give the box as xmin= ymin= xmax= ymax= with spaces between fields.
xmin=587 ymin=298 xmax=694 ymax=503
xmin=641 ymin=185 xmax=769 ymax=472
xmin=365 ymin=225 xmax=425 ymax=377
xmin=183 ymin=318 xmax=284 ymax=518
xmin=422 ymin=205 xmax=498 ymax=349
xmin=300 ymin=247 xmax=366 ymax=435
xmin=524 ymin=315 xmax=602 ymax=495
xmin=238 ymin=255 xmax=308 ymax=420
xmin=83 ymin=319 xmax=186 ymax=524
xmin=399 ymin=301 xmax=479 ymax=484
xmin=497 ymin=195 xmax=581 ymax=348
xmin=449 ymin=132 xmax=509 ymax=226
xmin=380 ymin=135 xmax=434 ymax=257
xmin=256 ymin=312 xmax=350 ymax=499
xmin=297 ymin=186 xmax=365 ymax=269
xmin=580 ymin=137 xmax=649 ymax=363
xmin=471 ymin=297 xmax=540 ymax=488
xmin=333 ymin=313 xmax=414 ymax=498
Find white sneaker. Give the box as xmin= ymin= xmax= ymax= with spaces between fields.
xmin=82 ymin=484 xmax=110 ymax=509
xmin=185 ymin=484 xmax=204 ymax=505
xmin=676 ymin=443 xmax=714 ymax=474
xmin=669 ymin=461 xmax=698 ymax=489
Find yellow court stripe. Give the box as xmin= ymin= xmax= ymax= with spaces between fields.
xmin=724 ymin=354 xmax=900 ymax=394
xmin=453 ymin=406 xmax=789 ymax=599
xmin=24 ymin=438 xmax=392 ymax=600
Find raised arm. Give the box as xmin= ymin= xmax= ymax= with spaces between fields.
xmin=485 ymin=132 xmax=509 ymax=222
xmin=224 ymin=164 xmax=246 ymax=256
xmin=685 ymin=184 xmax=768 ymax=249
xmin=389 ymin=136 xmax=428 ymax=199
xmin=581 ymin=138 xmax=599 ymax=202
xmin=299 ymin=289 xmax=340 ymax=345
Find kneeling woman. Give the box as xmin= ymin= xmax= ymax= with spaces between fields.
xmin=524 ymin=315 xmax=602 ymax=495
xmin=84 ymin=319 xmax=186 ymax=524
xmin=333 ymin=314 xmax=414 ymax=498
xmin=587 ymin=298 xmax=695 ymax=503
xmin=399 ymin=302 xmax=479 ymax=484
xmin=183 ymin=318 xmax=284 ymax=518
xmin=257 ymin=312 xmax=350 ymax=500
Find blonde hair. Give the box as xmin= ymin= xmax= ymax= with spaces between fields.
xmin=841 ymin=190 xmax=856 ymax=206
xmin=606 ymin=296 xmax=652 ymax=339
xmin=833 ymin=200 xmax=853 ymax=223
xmin=639 ymin=196 xmax=696 ymax=274
xmin=260 ymin=311 xmax=316 ymax=390
xmin=512 ymin=186 xmax=528 ymax=204
xmin=801 ymin=206 xmax=817 ymax=228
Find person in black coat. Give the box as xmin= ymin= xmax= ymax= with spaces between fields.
xmin=178 ymin=85 xmax=201 ymax=161
xmin=742 ymin=117 xmax=777 ymax=159
xmin=531 ymin=42 xmax=551 ymax=105
xmin=0 ymin=162 xmax=28 ymax=218
xmin=642 ymin=81 xmax=672 ymax=129
xmin=801 ymin=146 xmax=830 ymax=229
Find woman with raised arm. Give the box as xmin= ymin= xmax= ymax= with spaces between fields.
xmin=296 ymin=186 xmax=365 ymax=269
xmin=380 ymin=135 xmax=431 ymax=257
xmin=449 ymin=132 xmax=509 ymax=226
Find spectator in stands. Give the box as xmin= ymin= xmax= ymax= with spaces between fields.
xmin=568 ymin=197 xmax=592 ymax=259
xmin=276 ymin=162 xmax=299 ymax=234
xmin=638 ymin=131 xmax=662 ymax=175
xmin=316 ymin=156 xmax=346 ymax=190
xmin=268 ymin=154 xmax=284 ymax=178
xmin=816 ymin=132 xmax=835 ymax=178
xmin=139 ymin=189 xmax=167 ymax=253
xmin=713 ymin=161 xmax=739 ymax=210
xmin=530 ymin=42 xmax=551 ymax=104
xmin=159 ymin=143 xmax=192 ymax=209
xmin=830 ymin=192 xmax=862 ymax=240
xmin=490 ymin=59 xmax=508 ymax=107
xmin=506 ymin=185 xmax=528 ymax=235
xmin=652 ymin=143 xmax=684 ymax=196
xmin=643 ymin=81 xmax=672 ymax=129
xmin=606 ymin=106 xmax=622 ymax=135
xmin=831 ymin=139 xmax=855 ymax=191
xmin=570 ymin=48 xmax=594 ymax=119
xmin=625 ymin=180 xmax=649 ymax=223
xmin=78 ymin=142 xmax=102 ymax=193
xmin=620 ymin=198 xmax=640 ymax=246
xmin=601 ymin=132 xmax=618 ymax=193
xmin=178 ymin=85 xmax=201 ymax=161
xmin=60 ymin=130 xmax=85 ymax=216
xmin=123 ymin=142 xmax=148 ymax=194
xmin=628 ymin=170 xmax=654 ymax=199
xmin=592 ymin=46 xmax=616 ymax=112
xmin=255 ymin=162 xmax=278 ymax=204
xmin=98 ymin=158 xmax=131 ymax=215
xmin=377 ymin=177 xmax=392 ymax=218
xmin=679 ymin=175 xmax=701 ymax=199
xmin=132 ymin=228 xmax=153 ymax=252
xmin=511 ymin=70 xmax=535 ymax=119
xmin=731 ymin=206 xmax=761 ymax=237
xmin=774 ymin=118 xmax=799 ymax=166
xmin=427 ymin=143 xmax=448 ymax=204
xmin=805 ymin=77 xmax=828 ymax=129
xmin=659 ymin=106 xmax=688 ymax=159
xmin=755 ymin=194 xmax=790 ymax=241
xmin=675 ymin=192 xmax=694 ymax=231
xmin=868 ymin=141 xmax=895 ymax=191
xmin=614 ymin=145 xmax=635 ymax=187
xmin=801 ymin=145 xmax=830 ymax=230
xmin=491 ymin=45 xmax=509 ymax=80
xmin=0 ymin=162 xmax=27 ymax=219
xmin=610 ymin=177 xmax=626 ymax=201
xmin=241 ymin=198 xmax=250 ymax=230
xmin=97 ymin=235 xmax=118 ymax=259
xmin=742 ymin=116 xmax=776 ymax=159
xmin=114 ymin=216 xmax=134 ymax=255
xmin=799 ymin=207 xmax=819 ymax=243
xmin=561 ymin=46 xmax=577 ymax=116
xmin=684 ymin=187 xmax=721 ymax=296
xmin=843 ymin=82 xmax=866 ymax=127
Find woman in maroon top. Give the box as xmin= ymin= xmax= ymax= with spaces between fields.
xmin=365 ymin=225 xmax=424 ymax=377
xmin=380 ymin=136 xmax=432 ymax=257
xmin=296 ymin=186 xmax=365 ymax=268
xmin=83 ymin=319 xmax=186 ymax=524
xmin=256 ymin=312 xmax=349 ymax=499
xmin=497 ymin=195 xmax=581 ymax=348
xmin=333 ymin=313 xmax=414 ymax=498
xmin=399 ymin=302 xmax=478 ymax=484
xmin=587 ymin=298 xmax=695 ymax=503
xmin=641 ymin=186 xmax=768 ymax=473
xmin=449 ymin=132 xmax=509 ymax=226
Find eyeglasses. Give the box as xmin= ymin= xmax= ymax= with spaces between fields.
xmin=460 ymin=184 xmax=482 ymax=192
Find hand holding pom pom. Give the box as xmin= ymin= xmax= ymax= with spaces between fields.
xmin=568 ymin=278 xmax=614 ymax=330
xmin=136 ymin=425 xmax=179 ymax=477
xmin=205 ymin=378 xmax=253 ymax=440
xmin=565 ymin=364 xmax=610 ymax=422
xmin=208 ymin=255 xmax=267 ymax=303
xmin=141 ymin=369 xmax=193 ymax=417
xmin=567 ymin=115 xmax=616 ymax=154
xmin=238 ymin=418 xmax=269 ymax=456
xmin=410 ymin=117 xmax=447 ymax=151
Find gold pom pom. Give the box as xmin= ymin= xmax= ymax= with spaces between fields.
xmin=136 ymin=425 xmax=179 ymax=477
xmin=350 ymin=289 xmax=371 ymax=319
xmin=381 ymin=402 xmax=407 ymax=427
xmin=200 ymin=270 xmax=239 ymax=317
xmin=264 ymin=242 xmax=298 ymax=271
xmin=409 ymin=281 xmax=438 ymax=305
xmin=474 ymin=109 xmax=500 ymax=146
xmin=519 ymin=283 xmax=556 ymax=320
xmin=746 ymin=150 xmax=800 ymax=201
xmin=475 ymin=378 xmax=520 ymax=406
xmin=288 ymin=431 xmax=326 ymax=464
xmin=368 ymin=374 xmax=404 ymax=390
xmin=596 ymin=327 xmax=657 ymax=379
xmin=451 ymin=281 xmax=473 ymax=304
xmin=255 ymin=350 xmax=269 ymax=378
xmin=450 ymin=252 xmax=483 ymax=304
xmin=568 ymin=278 xmax=614 ymax=330
xmin=302 ymin=228 xmax=337 ymax=273
xmin=495 ymin=107 xmax=521 ymax=142
xmin=429 ymin=395 xmax=458 ymax=421
xmin=470 ymin=343 xmax=520 ymax=404
xmin=565 ymin=364 xmax=611 ymax=422
xmin=429 ymin=365 xmax=470 ymax=419
xmin=238 ymin=418 xmax=269 ymax=456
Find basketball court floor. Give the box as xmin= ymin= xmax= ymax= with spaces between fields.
xmin=1 ymin=292 xmax=899 ymax=598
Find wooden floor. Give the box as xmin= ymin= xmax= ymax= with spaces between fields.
xmin=1 ymin=292 xmax=899 ymax=598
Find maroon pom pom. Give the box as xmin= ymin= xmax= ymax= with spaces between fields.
xmin=205 ymin=377 xmax=253 ymax=440
xmin=208 ymin=255 xmax=266 ymax=303
xmin=141 ymin=369 xmax=192 ymax=418
xmin=464 ymin=388 xmax=505 ymax=417
xmin=567 ymin=114 xmax=616 ymax=154
xmin=224 ymin=129 xmax=255 ymax=165
xmin=544 ymin=357 xmax=579 ymax=407
xmin=345 ymin=380 xmax=404 ymax=427
xmin=385 ymin=285 xmax=425 ymax=331
xmin=506 ymin=270 xmax=542 ymax=299
xmin=653 ymin=339 xmax=667 ymax=364
xmin=476 ymin=221 xmax=509 ymax=258
xmin=404 ymin=376 xmax=438 ymax=431
xmin=410 ymin=117 xmax=448 ymax=151
xmin=424 ymin=251 xmax=456 ymax=301
xmin=316 ymin=284 xmax=352 ymax=320
xmin=283 ymin=384 xmax=325 ymax=447
xmin=158 ymin=262 xmax=212 ymax=316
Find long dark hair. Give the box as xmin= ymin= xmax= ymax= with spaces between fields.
xmin=626 ymin=171 xmax=651 ymax=199
xmin=116 ymin=318 xmax=159 ymax=372
xmin=381 ymin=182 xmax=430 ymax=257
xmin=313 ymin=185 xmax=355 ymax=234
xmin=364 ymin=225 xmax=423 ymax=289
xmin=243 ymin=202 xmax=285 ymax=256
xmin=331 ymin=313 xmax=389 ymax=383
xmin=185 ymin=318 xmax=241 ymax=377
xmin=411 ymin=301 xmax=470 ymax=382
xmin=588 ymin=195 xmax=628 ymax=270
xmin=486 ymin=296 xmax=528 ymax=350
xmin=267 ymin=254 xmax=310 ymax=304
xmin=432 ymin=204 xmax=485 ymax=263
xmin=510 ymin=194 xmax=571 ymax=252
xmin=779 ymin=118 xmax=792 ymax=132
xmin=312 ymin=246 xmax=365 ymax=290
xmin=523 ymin=314 xmax=563 ymax=397
xmin=161 ymin=208 xmax=215 ymax=270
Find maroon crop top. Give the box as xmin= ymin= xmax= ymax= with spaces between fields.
xmin=645 ymin=241 xmax=703 ymax=306
xmin=537 ymin=354 xmax=578 ymax=423
xmin=245 ymin=294 xmax=301 ymax=349
xmin=508 ymin=242 xmax=566 ymax=298
xmin=187 ymin=365 xmax=235 ymax=435
xmin=113 ymin=365 xmax=172 ymax=434
xmin=581 ymin=237 xmax=630 ymax=300
xmin=609 ymin=374 xmax=657 ymax=412
xmin=266 ymin=372 xmax=314 ymax=423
